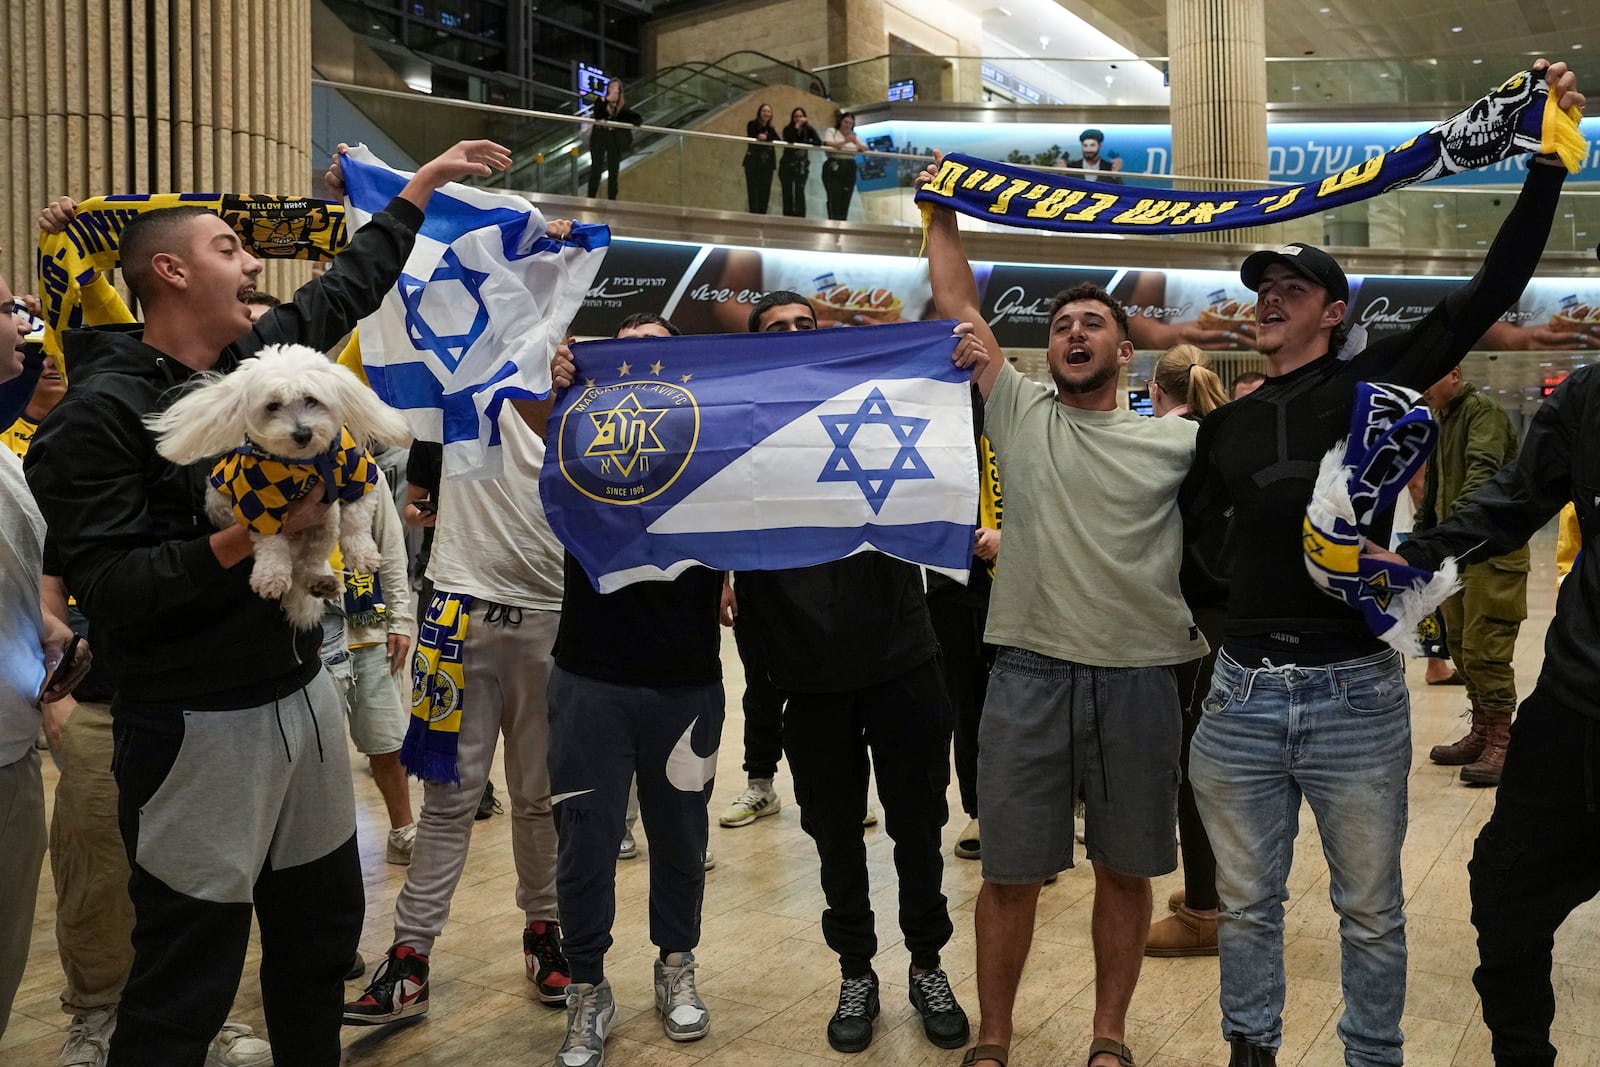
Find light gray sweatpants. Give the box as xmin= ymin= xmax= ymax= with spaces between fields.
xmin=394 ymin=601 xmax=560 ymax=953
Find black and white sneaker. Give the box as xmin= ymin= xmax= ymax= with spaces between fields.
xmin=826 ymin=971 xmax=880 ymax=1053
xmin=343 ymin=945 xmax=430 ymax=1025
xmin=908 ymin=966 xmax=969 ymax=1048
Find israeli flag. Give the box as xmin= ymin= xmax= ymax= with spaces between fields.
xmin=340 ymin=146 xmax=610 ymax=477
xmin=541 ymin=320 xmax=978 ymax=592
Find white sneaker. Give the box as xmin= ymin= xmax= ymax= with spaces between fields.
xmin=653 ymin=952 xmax=710 ymax=1041
xmin=718 ymin=778 xmax=780 ymax=827
xmin=703 ymin=849 xmax=716 ymax=871
xmin=58 ymin=1007 xmax=115 ymax=1067
xmin=206 ymin=1022 xmax=273 ymax=1066
xmin=387 ymin=823 xmax=417 ymax=865
xmin=619 ymin=828 xmax=638 ymax=860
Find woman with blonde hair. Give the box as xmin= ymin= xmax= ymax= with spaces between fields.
xmin=1142 ymin=342 xmax=1230 ymax=960
xmin=1149 ymin=343 xmax=1228 ymax=420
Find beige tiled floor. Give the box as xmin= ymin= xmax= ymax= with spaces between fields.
xmin=8 ymin=527 xmax=1598 ymax=1065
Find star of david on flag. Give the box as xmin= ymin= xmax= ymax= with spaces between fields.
xmin=540 ymin=320 xmax=980 ymax=592
xmin=340 ymin=146 xmax=610 ymax=478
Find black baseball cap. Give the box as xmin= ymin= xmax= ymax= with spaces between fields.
xmin=1240 ymin=242 xmax=1349 ymax=304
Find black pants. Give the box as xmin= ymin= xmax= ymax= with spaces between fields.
xmin=1469 ymin=690 xmax=1600 ymax=1066
xmin=547 ymin=667 xmax=724 ymax=984
xmin=783 ymin=659 xmax=955 ymax=978
xmin=732 ymin=614 xmax=784 ymax=780
xmin=822 ymin=157 xmax=857 ymax=221
xmin=1175 ymin=604 xmax=1225 ymax=910
xmin=928 ymin=596 xmax=993 ymax=819
xmin=587 ymin=137 xmax=623 ymax=199
xmin=779 ymin=154 xmax=809 ymax=217
xmin=743 ymin=152 xmax=775 ymax=213
xmin=108 ymin=717 xmax=361 ymax=1066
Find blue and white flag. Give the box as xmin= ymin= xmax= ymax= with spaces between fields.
xmin=541 ymin=320 xmax=979 ymax=592
xmin=340 ymin=145 xmax=610 ymax=477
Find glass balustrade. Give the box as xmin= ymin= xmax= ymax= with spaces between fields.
xmin=316 ymin=79 xmax=1600 ymax=255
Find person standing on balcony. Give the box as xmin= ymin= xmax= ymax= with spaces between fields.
xmin=586 ymin=78 xmax=641 ymax=201
xmin=820 ymin=110 xmax=869 ymax=221
xmin=779 ymin=107 xmax=822 ymax=217
xmin=742 ymin=103 xmax=778 ymax=214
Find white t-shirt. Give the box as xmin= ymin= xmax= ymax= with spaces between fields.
xmin=0 ymin=449 xmax=46 ymax=766
xmin=427 ymin=407 xmax=564 ymax=610
xmin=981 ymin=363 xmax=1204 ymax=667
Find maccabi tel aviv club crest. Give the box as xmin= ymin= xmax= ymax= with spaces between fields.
xmin=558 ymin=358 xmax=701 ymax=505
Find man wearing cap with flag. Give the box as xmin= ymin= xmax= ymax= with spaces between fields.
xmin=1178 ymin=57 xmax=1583 ymax=1067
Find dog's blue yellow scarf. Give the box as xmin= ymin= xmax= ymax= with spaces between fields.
xmin=209 ymin=427 xmax=377 ymax=535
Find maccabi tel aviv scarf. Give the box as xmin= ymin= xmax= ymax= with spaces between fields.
xmin=914 ymin=68 xmax=1587 ymax=237
xmin=36 ymin=193 xmax=350 ymax=357
xmin=1303 ymin=382 xmax=1460 ymax=656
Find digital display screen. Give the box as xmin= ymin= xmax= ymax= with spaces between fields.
xmin=1127 ymin=388 xmax=1154 ymax=417
xmin=888 ymin=79 xmax=916 ymax=102
xmin=577 ymin=63 xmax=608 ymax=97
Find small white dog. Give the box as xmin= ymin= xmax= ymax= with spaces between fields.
xmin=147 ymin=343 xmax=412 ymax=628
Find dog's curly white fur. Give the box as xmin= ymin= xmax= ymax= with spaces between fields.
xmin=146 ymin=344 xmax=412 ymax=628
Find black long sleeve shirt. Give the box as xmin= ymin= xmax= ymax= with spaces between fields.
xmin=1180 ymin=161 xmax=1565 ymax=665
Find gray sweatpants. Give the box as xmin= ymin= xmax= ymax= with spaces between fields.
xmin=394 ymin=602 xmax=560 ymax=952
xmin=547 ymin=666 xmax=724 ymax=984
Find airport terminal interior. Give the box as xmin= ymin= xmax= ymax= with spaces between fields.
xmin=3 ymin=0 xmax=1600 ymax=1063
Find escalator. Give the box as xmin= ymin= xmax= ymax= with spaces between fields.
xmin=498 ymin=51 xmax=827 ymax=197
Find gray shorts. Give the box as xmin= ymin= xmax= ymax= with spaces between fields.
xmin=978 ymin=647 xmax=1182 ymax=882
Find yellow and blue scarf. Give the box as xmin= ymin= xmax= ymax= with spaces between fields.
xmin=209 ymin=427 xmax=377 ymax=535
xmin=402 ymin=591 xmax=473 ymax=783
xmin=915 ymin=68 xmax=1586 ymax=238
xmin=1303 ymin=382 xmax=1460 ymax=655
xmin=37 ymin=192 xmax=348 ymax=361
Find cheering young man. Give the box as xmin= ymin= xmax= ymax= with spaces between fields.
xmin=25 ymin=139 xmax=511 ymax=1066
xmin=1181 ymin=59 xmax=1582 ymax=1067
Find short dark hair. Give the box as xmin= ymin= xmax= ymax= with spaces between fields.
xmin=1232 ymin=370 xmax=1267 ymax=391
xmin=244 ymin=292 xmax=282 ymax=309
xmin=615 ymin=311 xmax=680 ymax=337
xmin=747 ymin=290 xmax=816 ymax=333
xmin=1046 ymin=283 xmax=1129 ymax=340
xmin=119 ymin=206 xmax=218 ymax=305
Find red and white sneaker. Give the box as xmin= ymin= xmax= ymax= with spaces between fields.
xmin=524 ymin=920 xmax=572 ymax=1005
xmin=343 ymin=944 xmax=430 ymax=1025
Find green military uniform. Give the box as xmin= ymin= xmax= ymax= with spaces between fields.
xmin=1416 ymin=382 xmax=1528 ymax=782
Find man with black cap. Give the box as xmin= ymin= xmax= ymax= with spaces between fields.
xmin=1178 ymin=57 xmax=1582 ymax=1067
xmin=1068 ymin=129 xmax=1122 ymax=184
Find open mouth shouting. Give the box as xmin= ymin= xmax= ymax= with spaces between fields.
xmin=1065 ymin=343 xmax=1093 ymax=366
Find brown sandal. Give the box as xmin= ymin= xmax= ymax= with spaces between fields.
xmin=1089 ymin=1037 xmax=1136 ymax=1067
xmin=962 ymin=1045 xmax=1010 ymax=1067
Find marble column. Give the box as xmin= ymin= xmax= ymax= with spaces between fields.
xmin=1166 ymin=0 xmax=1274 ymax=241
xmin=2 ymin=0 xmax=314 ymax=309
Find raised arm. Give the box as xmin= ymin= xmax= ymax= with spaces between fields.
xmin=919 ymin=152 xmax=1003 ymax=400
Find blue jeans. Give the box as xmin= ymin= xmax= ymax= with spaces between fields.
xmin=1190 ymin=647 xmax=1410 ymax=1067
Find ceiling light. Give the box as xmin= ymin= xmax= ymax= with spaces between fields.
xmin=1472 ymin=58 xmax=1483 ymax=64
xmin=1318 ymin=6 xmax=1329 ymax=11
xmin=1451 ymin=25 xmax=1463 ymax=32
xmin=1574 ymin=43 xmax=1585 ymax=49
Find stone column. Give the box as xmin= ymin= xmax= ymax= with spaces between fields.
xmin=1166 ymin=0 xmax=1281 ymax=241
xmin=3 ymin=0 xmax=314 ymax=309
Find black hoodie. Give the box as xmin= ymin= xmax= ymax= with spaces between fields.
xmin=24 ymin=196 xmax=423 ymax=720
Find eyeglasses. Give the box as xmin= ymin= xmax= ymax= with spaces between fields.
xmin=1142 ymin=378 xmax=1157 ymax=391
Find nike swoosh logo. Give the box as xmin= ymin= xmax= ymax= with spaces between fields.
xmin=665 ymin=717 xmax=719 ymax=793
xmin=549 ymin=789 xmax=596 ymax=805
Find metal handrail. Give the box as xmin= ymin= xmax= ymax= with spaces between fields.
xmin=314 ymin=78 xmax=1600 ymax=200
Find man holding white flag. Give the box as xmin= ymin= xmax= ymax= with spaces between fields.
xmin=340 ymin=146 xmax=610 ymax=479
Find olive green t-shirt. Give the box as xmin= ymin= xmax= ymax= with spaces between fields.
xmin=982 ymin=363 xmax=1206 ymax=667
